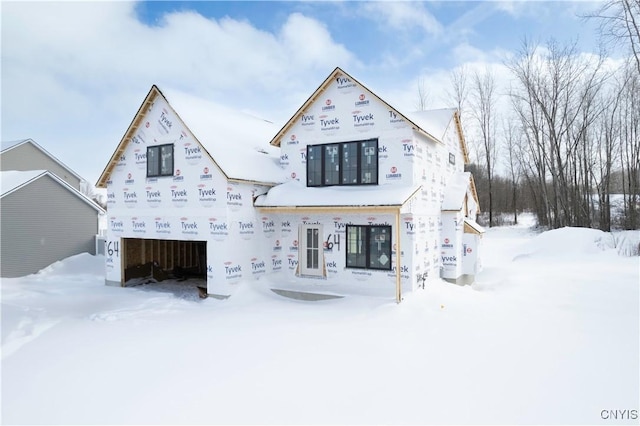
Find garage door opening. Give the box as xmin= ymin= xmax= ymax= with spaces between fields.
xmin=122 ymin=238 xmax=207 ymax=299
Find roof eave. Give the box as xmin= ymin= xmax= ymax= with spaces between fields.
xmin=3 ymin=171 xmax=105 ymax=213
xmin=268 ymin=67 xmax=443 ymax=148
xmin=256 ymin=185 xmax=421 ymax=211
xmin=454 ymin=110 xmax=470 ymax=164
xmin=2 ymin=138 xmax=86 ymax=182
xmin=0 ymin=170 xmax=48 ymax=199
xmin=268 ymin=67 xmax=343 ymax=148
xmin=228 ymin=177 xmax=281 ymax=187
xmin=469 ymin=174 xmax=480 ymax=213
xmin=256 ymin=204 xmax=401 ymax=213
xmin=96 ymin=86 xmax=160 ymax=188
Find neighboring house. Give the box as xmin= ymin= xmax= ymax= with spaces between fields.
xmin=96 ymin=67 xmax=482 ymax=302
xmin=1 ymin=170 xmax=104 ymax=277
xmin=1 ymin=139 xmax=84 ymax=191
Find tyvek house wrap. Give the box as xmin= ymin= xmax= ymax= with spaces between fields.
xmin=101 ymin=67 xmax=482 ymax=297
xmin=157 ymin=87 xmax=286 ymax=185
xmin=102 ymin=86 xmax=285 ymax=295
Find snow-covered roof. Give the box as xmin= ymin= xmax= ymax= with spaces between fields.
xmin=441 ymin=172 xmax=472 ymax=211
xmin=255 ymin=180 xmax=421 ymax=208
xmin=97 ymin=86 xmax=286 ymax=188
xmin=405 ymin=108 xmax=456 ymax=141
xmin=1 ymin=170 xmax=104 ymax=212
xmin=157 ymin=87 xmax=285 ymax=185
xmin=464 ymin=218 xmax=485 ymax=234
xmin=1 ymin=138 xmax=84 ymax=182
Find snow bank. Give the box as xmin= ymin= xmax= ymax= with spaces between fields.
xmin=513 ymin=226 xmax=616 ymax=261
xmin=612 ymin=230 xmax=640 ymax=257
xmin=34 ymin=252 xmax=105 ymax=277
xmin=2 ymin=222 xmax=638 ymax=425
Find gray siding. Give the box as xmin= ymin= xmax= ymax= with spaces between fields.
xmin=1 ymin=175 xmax=99 ymax=277
xmin=0 ymin=144 xmax=81 ymax=190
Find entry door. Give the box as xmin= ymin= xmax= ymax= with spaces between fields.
xmin=299 ymin=224 xmax=324 ymax=277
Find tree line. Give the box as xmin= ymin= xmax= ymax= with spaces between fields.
xmin=445 ymin=0 xmax=639 ymax=231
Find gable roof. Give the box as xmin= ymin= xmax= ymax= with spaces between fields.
xmin=441 ymin=172 xmax=480 ymax=212
xmin=267 ymin=67 xmax=470 ymax=161
xmin=1 ymin=138 xmax=85 ymax=182
xmin=1 ymin=170 xmax=104 ymax=213
xmin=405 ymin=109 xmax=470 ymax=164
xmin=405 ymin=108 xmax=456 ymax=141
xmin=268 ymin=67 xmax=443 ymax=147
xmin=96 ymin=86 xmax=285 ymax=188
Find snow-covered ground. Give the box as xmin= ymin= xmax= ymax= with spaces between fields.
xmin=2 ymin=215 xmax=639 ymax=425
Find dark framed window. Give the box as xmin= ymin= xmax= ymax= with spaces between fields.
xmin=449 ymin=152 xmax=456 ymax=165
xmin=346 ymin=225 xmax=392 ymax=270
xmin=307 ymin=139 xmax=378 ymax=187
xmin=147 ymin=144 xmax=174 ymax=177
xmin=324 ymin=144 xmax=340 ymax=185
xmin=307 ymin=145 xmax=322 ymax=186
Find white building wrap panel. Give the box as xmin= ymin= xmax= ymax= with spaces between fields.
xmin=104 ymin=95 xmax=274 ymax=296
xmin=101 ymin=69 xmax=482 ymax=297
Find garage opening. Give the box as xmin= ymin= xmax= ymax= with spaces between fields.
xmin=122 ymin=238 xmax=207 ymax=299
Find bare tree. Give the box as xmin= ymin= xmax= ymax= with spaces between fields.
xmin=617 ymin=60 xmax=640 ymax=229
xmin=448 ymin=65 xmax=470 ymax=114
xmin=506 ymin=38 xmax=609 ymax=229
xmin=415 ymin=76 xmax=430 ymax=111
xmin=80 ymin=181 xmax=106 ymax=209
xmin=447 ymin=65 xmax=482 ymax=162
xmin=591 ymin=85 xmax=621 ymax=231
xmin=508 ymin=46 xmax=553 ymax=226
xmin=503 ymin=116 xmax=523 ymax=224
xmin=469 ymin=68 xmax=499 ymax=226
xmin=585 ymin=0 xmax=640 ymax=75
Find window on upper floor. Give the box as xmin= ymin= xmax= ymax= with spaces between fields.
xmin=346 ymin=225 xmax=392 ymax=270
xmin=307 ymin=138 xmax=378 ymax=187
xmin=147 ymin=143 xmax=174 ymax=178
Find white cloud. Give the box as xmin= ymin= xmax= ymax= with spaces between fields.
xmin=493 ymin=1 xmax=534 ymax=18
xmin=452 ymin=43 xmax=490 ymax=64
xmin=1 ymin=2 xmax=358 ymax=184
xmin=443 ymin=2 xmax=496 ymax=39
xmin=0 ymin=1 xmax=615 ymax=184
xmin=359 ymin=2 xmax=443 ymax=36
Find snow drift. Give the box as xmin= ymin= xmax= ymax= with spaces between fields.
xmin=2 ymin=217 xmax=638 ymax=425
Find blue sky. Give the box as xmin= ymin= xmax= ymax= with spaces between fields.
xmin=134 ymin=1 xmax=601 ymax=70
xmin=1 ymin=1 xmax=609 ymax=185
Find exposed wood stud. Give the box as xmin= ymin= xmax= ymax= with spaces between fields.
xmin=120 ymin=238 xmax=126 ymax=287
xmin=454 ymin=110 xmax=470 ymax=164
xmin=395 ymin=209 xmax=402 ymax=304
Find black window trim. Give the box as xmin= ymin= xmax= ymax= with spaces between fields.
xmin=345 ymin=224 xmax=393 ymax=271
xmin=146 ymin=143 xmax=174 ymax=178
xmin=306 ymin=138 xmax=378 ymax=187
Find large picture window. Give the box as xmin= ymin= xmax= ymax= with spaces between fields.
xmin=346 ymin=225 xmax=392 ymax=270
xmin=147 ymin=144 xmax=174 ymax=177
xmin=307 ymin=139 xmax=378 ymax=187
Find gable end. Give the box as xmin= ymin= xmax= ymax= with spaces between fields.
xmin=96 ymin=86 xmax=160 ymax=188
xmin=268 ymin=67 xmax=441 ymax=147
